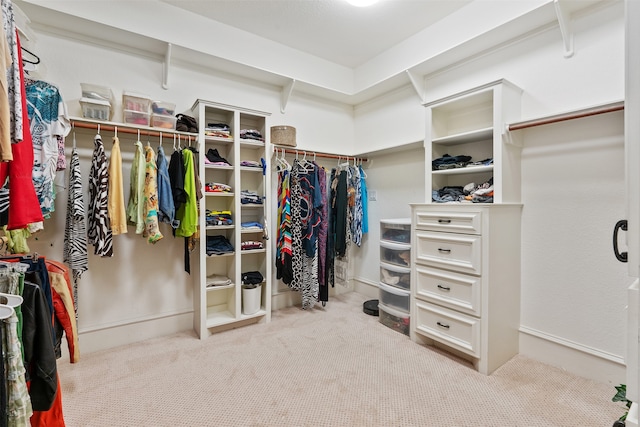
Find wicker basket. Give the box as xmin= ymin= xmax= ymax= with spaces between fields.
xmin=271 ymin=125 xmax=296 ymax=147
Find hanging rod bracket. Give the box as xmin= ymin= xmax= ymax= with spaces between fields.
xmin=554 ymin=0 xmax=574 ymax=58
xmin=281 ymin=79 xmax=296 ymax=114
xmin=162 ymin=43 xmax=172 ymax=90
xmin=406 ymin=69 xmax=425 ymax=103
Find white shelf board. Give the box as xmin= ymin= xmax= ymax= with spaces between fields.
xmin=432 ymin=127 xmax=493 ymax=145
xmin=432 ymin=165 xmax=493 ymax=176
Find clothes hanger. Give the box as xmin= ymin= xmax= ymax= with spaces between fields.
xmin=21 ymin=46 xmax=40 ymax=65
xmin=0 ymin=303 xmax=13 ymax=320
xmin=0 ymin=292 xmax=23 ymax=308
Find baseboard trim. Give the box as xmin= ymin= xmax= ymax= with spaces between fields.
xmin=352 ymin=276 xmax=379 ymax=299
xmin=519 ymin=325 xmax=626 ymax=384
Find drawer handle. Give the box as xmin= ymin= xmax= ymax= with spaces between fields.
xmin=437 ymin=321 xmax=450 ymax=329
xmin=437 ymin=248 xmax=451 ymax=253
xmin=437 ymin=284 xmax=451 ymax=291
xmin=438 ymin=219 xmax=451 ymax=224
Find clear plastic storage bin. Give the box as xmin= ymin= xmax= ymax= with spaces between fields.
xmin=80 ymin=83 xmax=113 ymax=103
xmin=123 ymin=91 xmax=152 ymax=113
xmin=124 ymin=109 xmax=150 ymax=126
xmin=380 ymin=218 xmax=411 ymax=244
xmin=379 ymin=281 xmax=411 ymax=313
xmin=152 ymin=101 xmax=176 ymax=116
xmin=378 ymin=302 xmax=410 ymax=336
xmin=380 ymin=261 xmax=411 ymax=290
xmin=80 ymin=97 xmax=111 ymax=121
xmin=380 ymin=240 xmax=411 ymax=268
xmin=152 ymin=114 xmax=176 ymax=129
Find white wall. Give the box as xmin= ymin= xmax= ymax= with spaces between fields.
xmin=352 ymin=1 xmax=626 ymax=383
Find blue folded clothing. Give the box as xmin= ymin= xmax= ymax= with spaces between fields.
xmin=206 ymin=235 xmax=234 ymax=255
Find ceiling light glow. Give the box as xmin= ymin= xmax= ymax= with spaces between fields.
xmin=345 ymin=0 xmax=379 ymax=7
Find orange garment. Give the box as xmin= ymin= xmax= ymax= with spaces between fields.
xmin=45 ymin=260 xmax=79 ymax=363
xmin=29 ymin=375 xmax=65 ymax=427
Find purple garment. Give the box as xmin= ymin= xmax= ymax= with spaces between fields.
xmin=317 ymin=166 xmax=328 ymax=290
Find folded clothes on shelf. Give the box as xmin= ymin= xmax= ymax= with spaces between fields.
xmin=206 ymin=235 xmax=234 ymax=255
xmin=241 ymin=241 xmax=264 ymax=250
xmin=206 ymin=148 xmax=231 ymax=166
xmin=206 ymin=274 xmax=232 ymax=287
xmin=239 ymin=129 xmax=264 ymax=141
xmin=205 ymin=182 xmax=232 ymax=193
xmin=240 ymin=190 xmax=262 ymax=205
xmin=206 ymin=210 xmax=233 ymax=226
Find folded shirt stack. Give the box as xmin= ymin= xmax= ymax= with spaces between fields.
xmin=205 ymin=182 xmax=232 ymax=193
xmin=240 ymin=160 xmax=261 ymax=168
xmin=241 ymin=241 xmax=264 ymax=251
xmin=206 ymin=235 xmax=234 ymax=255
xmin=239 ymin=129 xmax=264 ymax=141
xmin=205 ymin=123 xmax=232 ymax=139
xmin=206 ymin=210 xmax=233 ymax=226
xmin=241 ymin=221 xmax=263 ymax=231
xmin=206 ymin=274 xmax=232 ymax=287
xmin=205 ymin=148 xmax=232 ymax=166
xmin=240 ymin=190 xmax=262 ymax=205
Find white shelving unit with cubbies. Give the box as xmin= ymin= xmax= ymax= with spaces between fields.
xmin=191 ymin=99 xmax=272 ymax=338
xmin=425 ymin=79 xmax=522 ymax=204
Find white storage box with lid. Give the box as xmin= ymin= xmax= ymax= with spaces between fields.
xmin=80 ymin=97 xmax=111 ymax=121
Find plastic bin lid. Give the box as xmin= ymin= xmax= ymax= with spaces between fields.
xmin=80 ymin=97 xmax=111 ymax=106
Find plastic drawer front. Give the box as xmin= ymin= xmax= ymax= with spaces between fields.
xmin=415 ymin=231 xmax=481 ymax=275
xmin=380 ymin=219 xmax=411 ymax=245
xmin=380 ymin=261 xmax=411 ymax=290
xmin=414 ymin=265 xmax=481 ymax=317
xmin=414 ymin=209 xmax=482 ymax=235
xmin=378 ymin=302 xmax=410 ymax=336
xmin=378 ymin=281 xmax=411 ymax=313
xmin=414 ymin=300 xmax=480 ymax=358
xmin=380 ymin=240 xmax=411 ymax=268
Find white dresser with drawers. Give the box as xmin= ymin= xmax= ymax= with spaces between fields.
xmin=410 ymin=204 xmax=522 ymax=375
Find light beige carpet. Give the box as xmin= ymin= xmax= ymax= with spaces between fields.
xmin=57 ymin=292 xmax=623 ymax=426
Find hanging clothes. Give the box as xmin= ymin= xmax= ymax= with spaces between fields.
xmin=2 ymin=306 xmax=33 ymax=425
xmin=175 ymin=149 xmax=197 ymax=238
xmin=332 ymin=168 xmax=348 ymax=258
xmin=1 ymin=1 xmax=23 ymax=144
xmin=142 ymin=144 xmax=162 ymax=244
xmin=87 ymin=134 xmax=113 ymax=257
xmin=359 ymin=164 xmax=368 ymax=234
xmin=107 ymin=136 xmax=127 ymax=235
xmin=168 ymin=148 xmax=186 ymax=217
xmin=316 ymin=166 xmax=329 ymax=302
xmin=0 ymin=33 xmax=44 ymax=230
xmin=350 ymin=165 xmax=363 ymax=247
xmin=0 ymin=19 xmax=12 ymax=161
xmin=275 ymin=167 xmax=292 ymax=284
xmin=63 ymin=147 xmax=87 ymax=308
xmin=126 ymin=141 xmax=145 ymax=235
xmin=45 ymin=260 xmax=78 ymax=363
xmin=155 ymin=145 xmax=176 ymax=228
xmin=24 ymin=78 xmax=70 ymax=218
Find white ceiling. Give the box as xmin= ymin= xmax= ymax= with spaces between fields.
xmin=160 ymin=0 xmax=472 ymax=68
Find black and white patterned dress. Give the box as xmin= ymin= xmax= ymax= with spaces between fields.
xmin=64 ymin=147 xmax=88 ymax=309
xmin=87 ymin=134 xmax=113 ymax=257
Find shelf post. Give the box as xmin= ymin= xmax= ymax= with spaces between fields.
xmin=406 ymin=69 xmax=425 ymax=103
xmin=554 ymin=0 xmax=574 ymax=58
xmin=281 ymin=79 xmax=296 ymax=114
xmin=162 ymin=42 xmax=172 ymax=90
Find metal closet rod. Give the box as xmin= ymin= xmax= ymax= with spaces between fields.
xmin=507 ymin=101 xmax=624 ymax=131
xmin=275 ymin=146 xmax=368 ymax=163
xmin=70 ymin=119 xmax=197 ymax=140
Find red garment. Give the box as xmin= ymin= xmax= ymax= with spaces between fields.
xmin=29 ymin=375 xmax=66 ymax=427
xmin=0 ymin=32 xmax=44 ymax=230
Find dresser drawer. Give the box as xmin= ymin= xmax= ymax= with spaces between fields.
xmin=415 ymin=231 xmax=482 ymax=275
xmin=415 ymin=265 xmax=481 ymax=317
xmin=414 ymin=301 xmax=480 ymax=358
xmin=414 ymin=209 xmax=482 ymax=234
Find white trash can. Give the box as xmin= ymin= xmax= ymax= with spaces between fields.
xmin=242 ymin=284 xmax=262 ymax=315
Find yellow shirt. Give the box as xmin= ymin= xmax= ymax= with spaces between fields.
xmin=107 ymin=136 xmax=128 ymax=235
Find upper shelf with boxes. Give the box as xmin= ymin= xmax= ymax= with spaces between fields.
xmin=78 ymin=83 xmax=181 ymax=133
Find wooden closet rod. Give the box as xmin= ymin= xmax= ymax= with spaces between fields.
xmin=507 ymin=101 xmax=624 ymax=131
xmin=70 ymin=118 xmax=197 ymax=139
xmin=275 ymin=146 xmax=368 ymax=163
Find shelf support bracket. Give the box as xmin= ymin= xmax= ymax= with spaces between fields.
xmin=281 ymin=79 xmax=296 ymax=114
xmin=162 ymin=43 xmax=172 ymax=90
xmin=406 ymin=69 xmax=425 ymax=103
xmin=554 ymin=0 xmax=574 ymax=58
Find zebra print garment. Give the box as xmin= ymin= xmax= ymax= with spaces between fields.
xmin=87 ymin=134 xmax=113 ymax=257
xmin=63 ymin=148 xmax=88 ymax=310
